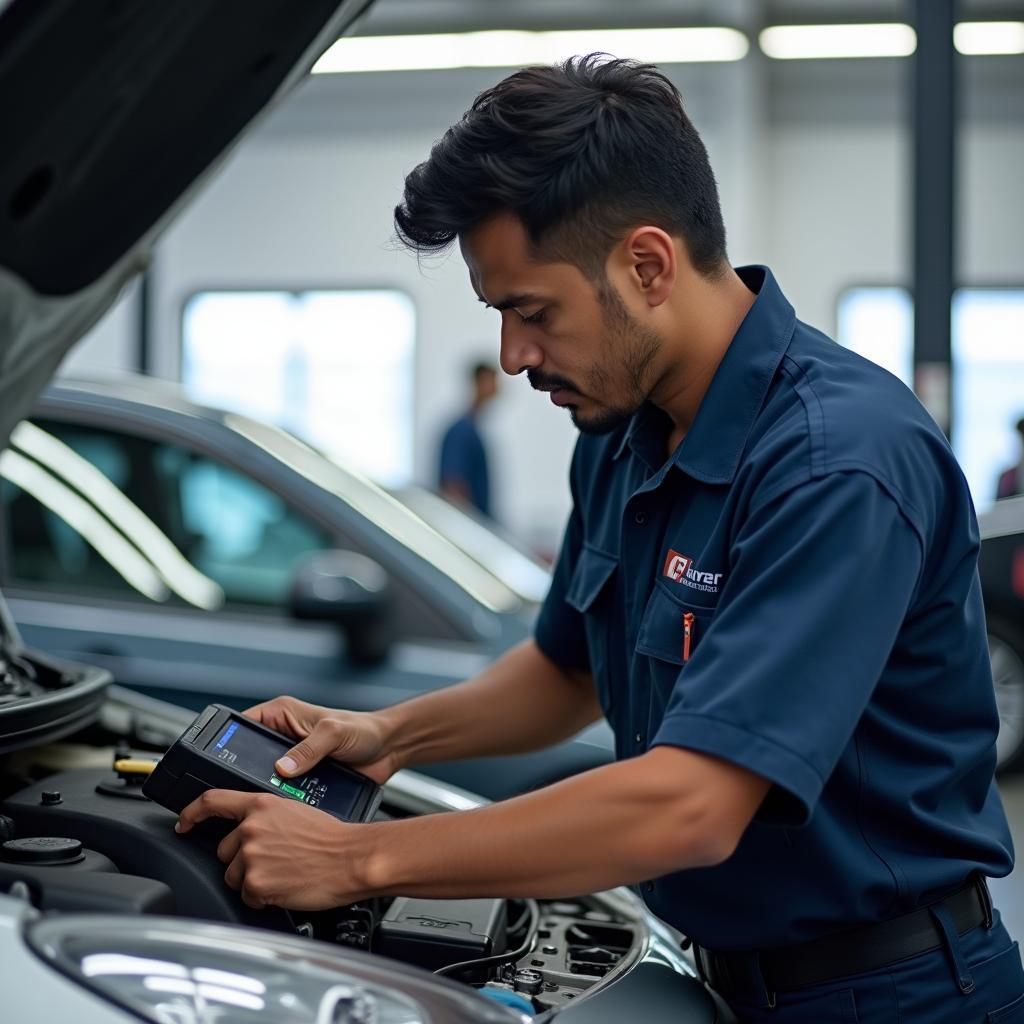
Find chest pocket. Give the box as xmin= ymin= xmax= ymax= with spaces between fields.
xmin=566 ymin=544 xmax=618 ymax=714
xmin=636 ymin=582 xmax=717 ymax=726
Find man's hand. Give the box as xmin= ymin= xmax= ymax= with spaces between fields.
xmin=175 ymin=790 xmax=369 ymax=910
xmin=244 ymin=696 xmax=399 ymax=784
xmin=174 ymin=746 xmax=770 ymax=910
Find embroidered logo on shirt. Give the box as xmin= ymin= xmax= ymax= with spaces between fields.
xmin=662 ymin=549 xmax=724 ymax=594
xmin=662 ymin=550 xmax=693 ymax=582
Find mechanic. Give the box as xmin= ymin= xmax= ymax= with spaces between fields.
xmin=177 ymin=56 xmax=1023 ymax=1022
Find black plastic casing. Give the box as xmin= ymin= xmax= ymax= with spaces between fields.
xmin=142 ymin=704 xmax=381 ymax=823
xmin=376 ymin=897 xmax=508 ymax=971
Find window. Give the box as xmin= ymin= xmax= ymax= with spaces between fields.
xmin=837 ymin=287 xmax=1024 ymax=510
xmin=182 ymin=290 xmax=415 ymax=487
xmin=1 ymin=421 xmax=329 ymax=609
xmin=836 ymin=287 xmax=914 ymax=387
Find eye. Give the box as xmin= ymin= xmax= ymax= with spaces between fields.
xmin=519 ymin=308 xmax=547 ymax=326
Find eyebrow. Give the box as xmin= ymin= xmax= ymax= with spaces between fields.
xmin=477 ymin=292 xmax=541 ymax=312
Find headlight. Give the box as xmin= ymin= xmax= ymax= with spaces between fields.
xmin=27 ymin=916 xmax=528 ymax=1024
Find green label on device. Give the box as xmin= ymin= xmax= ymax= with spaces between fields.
xmin=280 ymin=783 xmax=306 ymax=799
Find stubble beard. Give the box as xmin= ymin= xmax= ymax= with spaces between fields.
xmin=570 ymin=286 xmax=661 ymax=436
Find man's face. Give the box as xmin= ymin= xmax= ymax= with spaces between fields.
xmin=476 ymin=368 xmax=498 ymax=404
xmin=460 ymin=213 xmax=663 ymax=435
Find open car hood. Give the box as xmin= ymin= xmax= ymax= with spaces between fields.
xmin=0 ymin=0 xmax=374 ymax=451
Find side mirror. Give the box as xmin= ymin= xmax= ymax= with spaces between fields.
xmin=288 ymin=550 xmax=393 ymax=665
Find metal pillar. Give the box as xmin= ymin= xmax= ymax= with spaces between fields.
xmin=136 ymin=269 xmax=152 ymax=375
xmin=911 ymin=0 xmax=957 ymax=437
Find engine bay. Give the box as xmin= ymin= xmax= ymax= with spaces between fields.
xmin=0 ymin=635 xmax=648 ymax=1019
xmin=0 ymin=756 xmax=643 ymax=1015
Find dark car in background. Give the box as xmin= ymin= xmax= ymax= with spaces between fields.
xmin=0 ymin=376 xmax=612 ymax=799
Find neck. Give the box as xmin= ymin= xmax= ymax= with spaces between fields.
xmin=650 ymin=267 xmax=756 ymax=451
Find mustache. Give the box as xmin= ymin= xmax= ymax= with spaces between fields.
xmin=527 ymin=369 xmax=579 ymax=394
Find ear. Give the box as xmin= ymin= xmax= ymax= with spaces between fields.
xmin=621 ymin=226 xmax=677 ymax=308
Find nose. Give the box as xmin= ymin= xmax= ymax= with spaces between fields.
xmin=498 ymin=316 xmax=544 ymax=377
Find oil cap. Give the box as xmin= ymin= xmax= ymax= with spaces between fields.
xmin=513 ymin=969 xmax=544 ymax=995
xmin=1 ymin=837 xmax=84 ymax=865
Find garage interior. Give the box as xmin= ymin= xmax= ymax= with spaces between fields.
xmin=1 ymin=0 xmax=1023 ymax=1018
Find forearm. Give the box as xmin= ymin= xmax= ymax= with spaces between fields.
xmin=345 ymin=747 xmax=764 ymax=902
xmin=377 ymin=639 xmax=602 ymax=769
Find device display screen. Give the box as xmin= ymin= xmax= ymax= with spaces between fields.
xmin=205 ymin=718 xmax=363 ymax=819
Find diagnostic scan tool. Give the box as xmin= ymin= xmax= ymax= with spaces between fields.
xmin=143 ymin=704 xmax=382 ymax=823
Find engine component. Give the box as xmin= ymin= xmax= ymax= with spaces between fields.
xmin=2 ymin=836 xmax=85 ymax=865
xmin=513 ymin=968 xmax=544 ymax=995
xmin=95 ymin=753 xmax=158 ymax=800
xmin=565 ymin=921 xmax=632 ymax=978
xmin=480 ymin=986 xmax=537 ymax=1014
xmin=3 ymin=766 xmax=295 ymax=931
xmin=0 ymin=609 xmax=111 ymax=757
xmin=377 ymin=897 xmax=508 ymax=972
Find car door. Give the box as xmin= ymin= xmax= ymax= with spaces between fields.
xmin=0 ymin=416 xmax=431 ymax=714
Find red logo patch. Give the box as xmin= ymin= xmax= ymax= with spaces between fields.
xmin=662 ymin=550 xmax=693 ymax=582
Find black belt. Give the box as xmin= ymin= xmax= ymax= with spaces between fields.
xmin=694 ymin=875 xmax=995 ymax=1002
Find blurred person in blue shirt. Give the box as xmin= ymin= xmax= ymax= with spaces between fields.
xmin=437 ymin=360 xmax=498 ymax=517
xmin=996 ymin=416 xmax=1024 ymax=500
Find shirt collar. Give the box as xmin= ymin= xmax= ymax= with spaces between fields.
xmin=613 ymin=265 xmax=796 ymax=483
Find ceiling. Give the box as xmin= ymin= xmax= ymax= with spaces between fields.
xmin=352 ymin=0 xmax=1024 ymax=36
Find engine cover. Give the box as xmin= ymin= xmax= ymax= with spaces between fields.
xmin=2 ymin=766 xmax=292 ymax=930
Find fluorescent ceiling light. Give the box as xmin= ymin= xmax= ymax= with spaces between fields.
xmin=313 ymin=27 xmax=749 ymax=74
xmin=760 ymin=23 xmax=916 ymax=60
xmin=954 ymin=21 xmax=1024 ymax=55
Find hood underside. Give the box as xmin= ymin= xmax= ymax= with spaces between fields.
xmin=0 ymin=0 xmax=374 ymax=448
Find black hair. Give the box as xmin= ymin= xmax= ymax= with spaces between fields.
xmin=395 ymin=54 xmax=727 ymax=279
xmin=471 ymin=360 xmax=496 ymax=381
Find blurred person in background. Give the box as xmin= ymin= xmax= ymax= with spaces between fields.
xmin=996 ymin=416 xmax=1024 ymax=500
xmin=437 ymin=360 xmax=498 ymax=517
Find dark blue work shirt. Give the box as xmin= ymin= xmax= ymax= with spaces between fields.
xmin=535 ymin=266 xmax=1013 ymax=950
xmin=439 ymin=412 xmax=491 ymax=517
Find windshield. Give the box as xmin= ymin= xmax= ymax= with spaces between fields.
xmin=222 ymin=415 xmax=525 ymax=615
xmin=394 ymin=485 xmax=550 ymax=605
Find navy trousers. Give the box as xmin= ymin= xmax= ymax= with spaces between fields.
xmin=723 ymin=912 xmax=1024 ymax=1023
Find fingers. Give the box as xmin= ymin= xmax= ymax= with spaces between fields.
xmin=241 ymin=881 xmax=268 ymax=910
xmin=242 ymin=695 xmax=299 ymax=726
xmin=276 ymin=718 xmax=343 ymax=777
xmin=176 ymin=789 xmax=260 ymax=834
xmin=216 ymin=826 xmax=244 ymax=864
xmin=241 ymin=703 xmax=267 ymax=723
xmin=224 ymin=851 xmax=246 ymax=893
xmin=223 ymin=854 xmax=267 ymax=909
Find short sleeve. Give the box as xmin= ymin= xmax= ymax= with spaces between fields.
xmin=651 ymin=471 xmax=923 ymax=825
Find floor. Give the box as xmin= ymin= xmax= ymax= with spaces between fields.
xmin=991 ymin=776 xmax=1024 ymax=939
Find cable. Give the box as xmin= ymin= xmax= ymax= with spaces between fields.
xmin=434 ymin=898 xmax=540 ymax=981
xmin=505 ymin=901 xmax=533 ymax=936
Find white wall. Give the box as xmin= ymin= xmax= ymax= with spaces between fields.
xmin=58 ymin=278 xmax=140 ymax=377
xmin=144 ymin=131 xmax=580 ymax=551
xmin=62 ymin=57 xmax=1024 ymax=552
